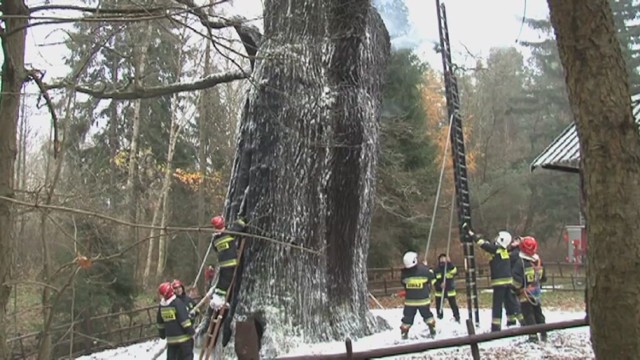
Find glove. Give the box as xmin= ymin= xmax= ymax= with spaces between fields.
xmin=461 ymin=223 xmax=481 ymax=241
xmin=461 ymin=222 xmax=473 ymax=235
xmin=209 ymin=293 xmax=228 ymax=311
xmin=189 ymin=309 xmax=197 ymax=319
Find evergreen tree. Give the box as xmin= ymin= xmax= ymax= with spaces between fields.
xmin=610 ymin=0 xmax=640 ymax=93
xmin=523 ymin=0 xmax=640 ymax=94
xmin=369 ymin=49 xmax=438 ymax=267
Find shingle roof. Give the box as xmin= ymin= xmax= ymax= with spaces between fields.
xmin=530 ymin=94 xmax=640 ymax=173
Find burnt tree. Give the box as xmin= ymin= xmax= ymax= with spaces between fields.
xmin=219 ymin=0 xmax=390 ymax=357
xmin=547 ymin=0 xmax=640 ymax=357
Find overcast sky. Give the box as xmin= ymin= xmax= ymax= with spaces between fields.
xmin=222 ymin=0 xmax=551 ymax=69
xmin=22 ymin=0 xmax=551 ymax=137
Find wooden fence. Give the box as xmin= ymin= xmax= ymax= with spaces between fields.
xmin=7 ymin=304 xmax=161 ymax=360
xmin=368 ymin=262 xmax=586 ymax=297
xmin=5 ymin=263 xmax=585 ymax=359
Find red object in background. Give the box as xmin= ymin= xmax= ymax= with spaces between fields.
xmin=205 ymin=265 xmax=216 ymax=283
xmin=397 ymin=289 xmax=406 ymax=298
xmin=210 ymin=215 xmax=225 ymax=230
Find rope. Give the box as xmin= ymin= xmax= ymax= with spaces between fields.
xmin=439 ymin=191 xmax=456 ymax=315
xmin=423 ymin=112 xmax=455 ymax=262
xmin=368 ymin=293 xmax=385 ymax=309
xmin=191 ymin=237 xmax=214 ymax=288
xmin=520 ymin=257 xmax=541 ymax=306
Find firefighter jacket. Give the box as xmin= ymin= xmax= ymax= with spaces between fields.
xmin=212 ymin=219 xmax=246 ymax=298
xmin=476 ymin=237 xmax=513 ymax=287
xmin=176 ymin=293 xmax=198 ymax=317
xmin=156 ymin=296 xmax=195 ymax=345
xmin=512 ymin=254 xmax=546 ymax=302
xmin=401 ymin=263 xmax=436 ymax=307
xmin=434 ymin=262 xmax=457 ymax=297
xmin=509 ymin=247 xmax=520 ymax=268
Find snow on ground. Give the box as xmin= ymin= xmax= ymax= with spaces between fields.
xmin=284 ymin=307 xmax=593 ymax=359
xmin=76 ymin=308 xmax=592 ymax=359
xmin=75 ymin=338 xmax=166 ymax=360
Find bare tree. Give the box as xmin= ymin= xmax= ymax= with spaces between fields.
xmin=0 ymin=1 xmax=29 ymax=359
xmin=216 ymin=0 xmax=391 ymax=356
xmin=547 ymin=0 xmax=640 ymax=357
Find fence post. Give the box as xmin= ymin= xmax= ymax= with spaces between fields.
xmin=383 ymin=278 xmax=387 ymax=297
xmin=558 ymin=263 xmax=563 ymax=277
xmin=235 ymin=317 xmax=263 ymax=360
xmin=345 ymin=338 xmax=353 ymax=360
xmin=465 ymin=319 xmax=480 ymax=360
xmin=84 ymin=315 xmax=93 ymax=354
xmin=19 ymin=337 xmax=26 ymax=359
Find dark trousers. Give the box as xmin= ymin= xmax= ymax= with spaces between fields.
xmin=167 ymin=339 xmax=194 ymax=360
xmin=435 ymin=295 xmax=460 ymax=320
xmin=401 ymin=305 xmax=435 ymax=327
xmin=521 ymin=301 xmax=546 ymax=340
xmin=491 ymin=286 xmax=521 ymax=331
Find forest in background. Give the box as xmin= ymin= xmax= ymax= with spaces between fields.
xmin=4 ymin=0 xmax=639 ymax=353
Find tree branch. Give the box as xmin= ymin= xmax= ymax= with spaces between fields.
xmin=2 ymin=280 xmax=60 ymax=292
xmin=28 ymin=4 xmax=181 ymax=14
xmin=26 ymin=69 xmax=60 ymax=157
xmin=44 ymin=69 xmax=249 ymax=99
xmin=0 ymin=196 xmax=323 ymax=255
xmin=174 ymin=0 xmax=262 ymax=68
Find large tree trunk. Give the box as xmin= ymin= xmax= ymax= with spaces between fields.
xmin=156 ymin=115 xmax=181 ymax=275
xmin=547 ymin=0 xmax=640 ymax=357
xmin=218 ymin=1 xmax=390 ymax=357
xmin=197 ymin=41 xmax=212 ymax=294
xmin=0 ymin=1 xmax=28 ymax=359
xmin=127 ymin=22 xmax=152 ymax=283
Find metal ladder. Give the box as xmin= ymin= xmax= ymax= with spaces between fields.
xmin=435 ymin=0 xmax=481 ymax=326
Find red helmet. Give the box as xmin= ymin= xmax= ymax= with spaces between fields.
xmin=158 ymin=282 xmax=174 ymax=300
xmin=211 ymin=215 xmax=225 ymax=230
xmin=171 ymin=279 xmax=183 ymax=290
xmin=519 ymin=236 xmax=538 ymax=256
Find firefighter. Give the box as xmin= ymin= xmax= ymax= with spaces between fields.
xmin=508 ymin=236 xmax=522 ymax=268
xmin=172 ymin=279 xmax=199 ymax=319
xmin=156 ymin=282 xmax=195 ymax=360
xmin=195 ymin=215 xmax=247 ymax=343
xmin=400 ymin=251 xmax=437 ymax=339
xmin=433 ymin=253 xmax=460 ymax=322
xmin=463 ymin=223 xmax=523 ymax=332
xmin=207 ymin=216 xmax=246 ymax=311
xmin=512 ymin=236 xmax=547 ymax=342
xmin=204 ymin=265 xmax=216 ymax=289
xmin=505 ymin=235 xmax=523 ymax=326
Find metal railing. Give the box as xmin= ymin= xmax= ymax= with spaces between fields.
xmin=277 ymin=318 xmax=589 ymax=360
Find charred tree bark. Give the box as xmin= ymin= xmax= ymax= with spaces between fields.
xmin=547 ymin=0 xmax=640 ymax=357
xmin=0 ymin=1 xmax=28 ymax=359
xmin=219 ymin=1 xmax=390 ymax=357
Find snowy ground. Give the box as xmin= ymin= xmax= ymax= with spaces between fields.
xmin=76 ymin=307 xmax=593 ymax=359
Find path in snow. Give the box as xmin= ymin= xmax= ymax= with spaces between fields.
xmin=76 ymin=307 xmax=592 ymax=359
